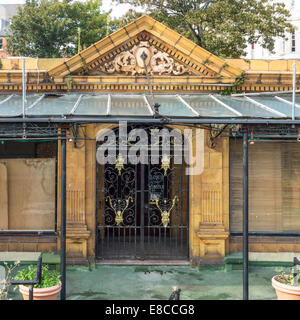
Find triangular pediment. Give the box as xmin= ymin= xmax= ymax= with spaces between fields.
xmin=48 ymin=15 xmax=242 ymax=81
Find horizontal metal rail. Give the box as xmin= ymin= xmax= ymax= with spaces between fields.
xmin=0 ymin=231 xmax=57 ymax=236
xmin=2 ymin=117 xmax=300 ymax=124
xmin=230 ymin=232 xmax=300 ymax=237
xmin=232 ymin=90 xmax=300 ymax=97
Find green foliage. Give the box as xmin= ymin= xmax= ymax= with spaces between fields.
xmin=14 ymin=264 xmax=60 ymax=289
xmin=116 ymin=0 xmax=294 ymax=58
xmin=6 ymin=0 xmax=119 ymax=58
xmin=219 ymin=71 xmax=245 ymax=95
xmin=116 ymin=9 xmax=144 ymax=28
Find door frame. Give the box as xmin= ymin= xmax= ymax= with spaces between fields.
xmin=94 ymin=124 xmax=190 ymax=261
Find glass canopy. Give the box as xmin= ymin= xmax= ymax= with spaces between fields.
xmin=0 ymin=93 xmax=299 ymax=119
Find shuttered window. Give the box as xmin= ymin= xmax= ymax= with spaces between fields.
xmin=0 ymin=142 xmax=57 ymax=231
xmin=230 ymin=139 xmax=300 ymax=232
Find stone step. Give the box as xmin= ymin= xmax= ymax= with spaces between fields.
xmin=0 ymin=252 xmax=60 ymax=270
xmin=224 ymin=252 xmax=300 ymax=271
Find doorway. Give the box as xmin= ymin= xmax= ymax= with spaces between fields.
xmin=96 ymin=125 xmax=189 ymax=260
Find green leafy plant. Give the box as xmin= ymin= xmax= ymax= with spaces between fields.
xmin=117 ymin=0 xmax=294 ymax=58
xmin=14 ymin=264 xmax=60 ymax=289
xmin=6 ymin=0 xmax=120 ymax=58
xmin=219 ymin=72 xmax=246 ymax=95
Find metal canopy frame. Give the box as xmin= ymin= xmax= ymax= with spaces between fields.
xmin=2 ymin=93 xmax=300 ymax=301
xmin=0 ymin=93 xmax=299 ymax=121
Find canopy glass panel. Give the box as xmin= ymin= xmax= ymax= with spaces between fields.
xmin=279 ymin=94 xmax=300 ymax=105
xmin=148 ymin=95 xmax=195 ymax=117
xmin=75 ymin=94 xmax=108 ymax=115
xmin=218 ymin=96 xmax=279 ymax=118
xmin=181 ymin=95 xmax=237 ymax=117
xmin=27 ymin=94 xmax=78 ymax=116
xmin=1 ymin=93 xmax=300 ymax=119
xmin=110 ymin=95 xmax=151 ymax=116
xmin=0 ymin=94 xmax=41 ymax=117
xmin=249 ymin=97 xmax=292 ymax=117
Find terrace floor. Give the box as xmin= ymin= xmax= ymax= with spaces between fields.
xmin=8 ymin=264 xmax=286 ymax=300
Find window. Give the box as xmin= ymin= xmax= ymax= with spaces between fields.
xmin=292 ymin=31 xmax=296 ymax=53
xmin=230 ymin=139 xmax=300 ymax=233
xmin=0 ymin=141 xmax=57 ymax=231
xmin=0 ymin=38 xmax=3 ymax=51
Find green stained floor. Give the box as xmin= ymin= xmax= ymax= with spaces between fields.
xmin=7 ymin=264 xmax=288 ymax=300
xmin=62 ymin=264 xmax=286 ymax=300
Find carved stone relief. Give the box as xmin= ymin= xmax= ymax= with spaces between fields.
xmin=97 ymin=41 xmax=192 ymax=76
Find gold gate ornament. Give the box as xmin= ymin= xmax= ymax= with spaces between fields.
xmin=106 ymin=196 xmax=133 ymax=225
xmin=154 ymin=195 xmax=179 ymax=228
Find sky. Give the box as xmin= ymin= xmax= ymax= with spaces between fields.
xmin=101 ymin=0 xmax=138 ymax=18
xmin=0 ymin=0 xmax=140 ymax=18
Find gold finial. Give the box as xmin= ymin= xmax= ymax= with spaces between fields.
xmin=161 ymin=154 xmax=170 ymax=176
xmin=115 ymin=154 xmax=124 ymax=175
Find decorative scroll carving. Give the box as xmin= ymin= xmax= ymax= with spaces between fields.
xmin=98 ymin=41 xmax=192 ymax=76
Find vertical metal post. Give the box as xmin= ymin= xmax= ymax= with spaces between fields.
xmin=292 ymin=60 xmax=296 ymax=122
xmin=22 ymin=58 xmax=26 ymax=118
xmin=29 ymin=285 xmax=33 ymax=300
xmin=140 ymin=163 xmax=145 ymax=258
xmin=60 ymin=130 xmax=67 ymax=300
xmin=243 ymin=128 xmax=249 ymax=300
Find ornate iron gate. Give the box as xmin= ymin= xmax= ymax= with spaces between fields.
xmin=96 ymin=125 xmax=189 ymax=260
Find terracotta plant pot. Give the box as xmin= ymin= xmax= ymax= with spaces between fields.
xmin=18 ymin=282 xmax=61 ymax=300
xmin=272 ymin=276 xmax=300 ymax=300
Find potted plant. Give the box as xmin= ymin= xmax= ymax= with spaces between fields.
xmin=14 ymin=264 xmax=61 ymax=300
xmin=272 ymin=269 xmax=300 ymax=300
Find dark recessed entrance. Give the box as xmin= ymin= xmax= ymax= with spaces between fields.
xmin=96 ymin=125 xmax=189 ymax=260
